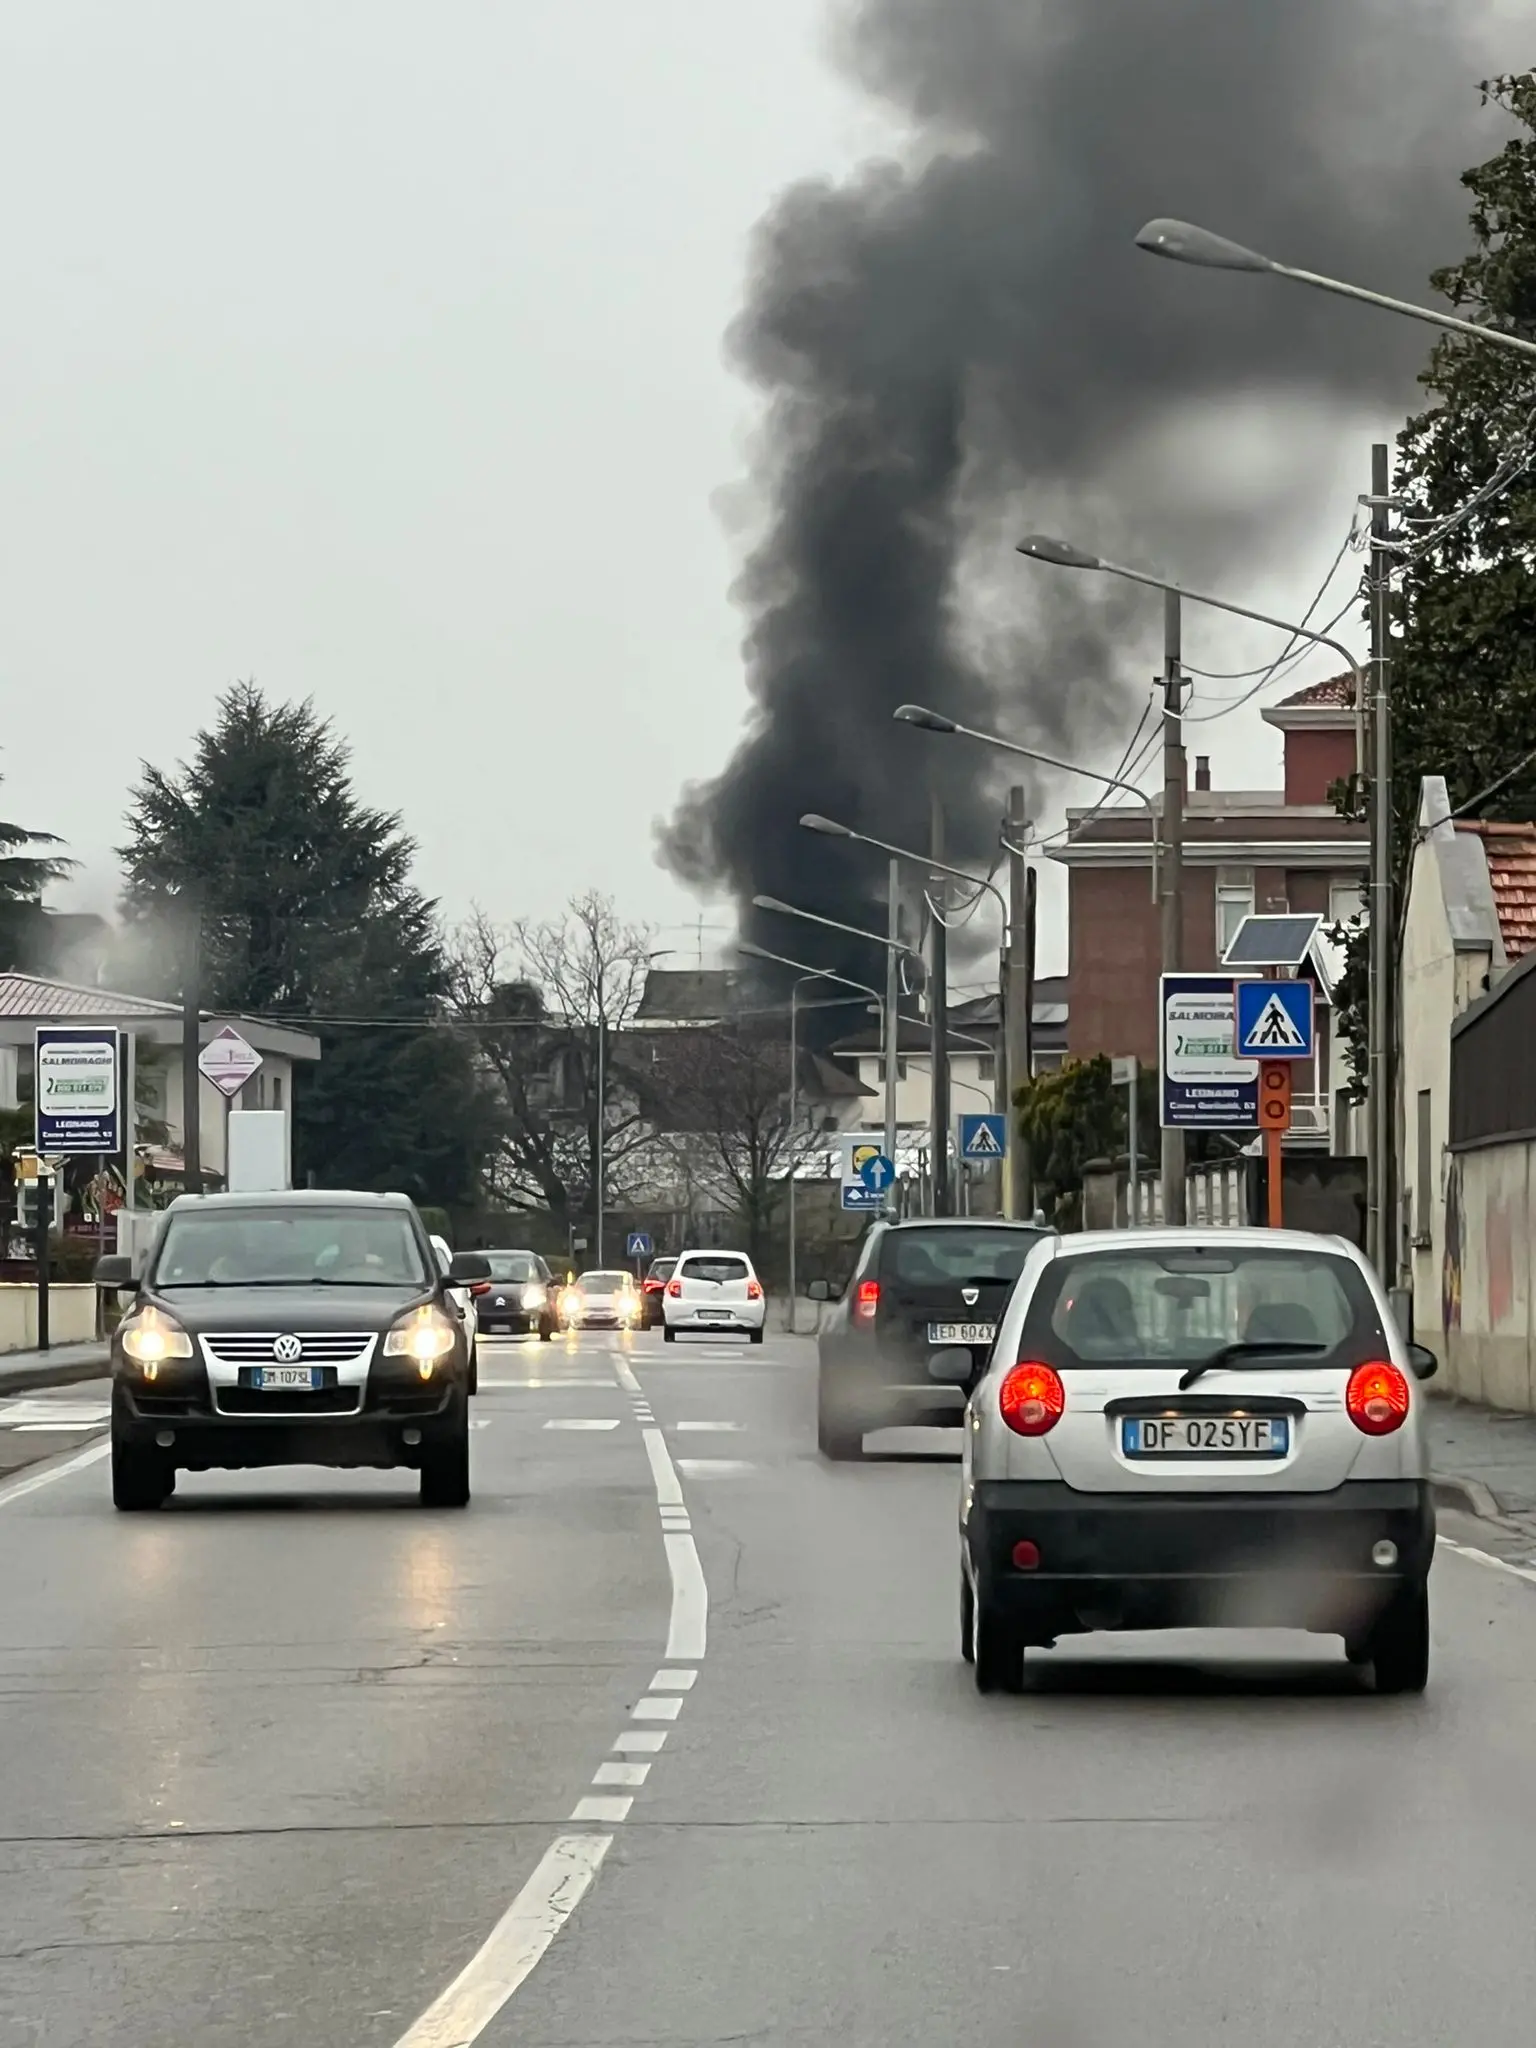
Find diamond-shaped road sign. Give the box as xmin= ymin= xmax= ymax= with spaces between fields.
xmin=198 ymin=1025 xmax=264 ymax=1099
xmin=1235 ymin=980 xmax=1314 ymax=1061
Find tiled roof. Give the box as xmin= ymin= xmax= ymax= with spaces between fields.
xmin=0 ymin=972 xmax=179 ymax=1019
xmin=633 ymin=968 xmax=740 ymax=1023
xmin=1455 ymin=821 xmax=1536 ymax=961
xmin=1276 ymin=674 xmax=1355 ymax=709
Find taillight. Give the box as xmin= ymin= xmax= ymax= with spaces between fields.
xmin=666 ymin=1279 xmax=682 ymax=1298
xmin=747 ymin=1278 xmax=763 ymax=1300
xmin=999 ymin=1361 xmax=1065 ymax=1436
xmin=643 ymin=1278 xmax=663 ymax=1293
xmin=1346 ymin=1360 xmax=1410 ymax=1435
xmin=854 ymin=1279 xmax=880 ymax=1322
xmin=469 ymin=1281 xmax=490 ymax=1297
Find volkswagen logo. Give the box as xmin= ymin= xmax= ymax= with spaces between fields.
xmin=961 ymin=1287 xmax=980 ymax=1308
xmin=272 ymin=1334 xmax=304 ymax=1364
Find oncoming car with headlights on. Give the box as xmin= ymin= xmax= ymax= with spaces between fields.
xmin=474 ymin=1249 xmax=556 ymax=1340
xmin=95 ymin=1190 xmax=489 ymax=1512
xmin=954 ymin=1228 xmax=1438 ymax=1697
xmin=559 ymin=1270 xmax=642 ymax=1331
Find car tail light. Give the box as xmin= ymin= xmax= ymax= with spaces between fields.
xmin=999 ymin=1361 xmax=1065 ymax=1436
xmin=747 ymin=1278 xmax=763 ymax=1300
xmin=1346 ymin=1359 xmax=1410 ymax=1435
xmin=666 ymin=1278 xmax=682 ymax=1298
xmin=469 ymin=1281 xmax=490 ymax=1296
xmin=854 ymin=1279 xmax=880 ymax=1323
xmin=643 ymin=1278 xmax=662 ymax=1293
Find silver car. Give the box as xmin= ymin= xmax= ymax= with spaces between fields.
xmin=951 ymin=1228 xmax=1438 ymax=1696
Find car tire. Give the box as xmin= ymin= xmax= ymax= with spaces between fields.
xmin=112 ymin=1434 xmax=173 ymax=1512
xmin=972 ymin=1591 xmax=1025 ymax=1695
xmin=816 ymin=1378 xmax=862 ymax=1460
xmin=420 ymin=1401 xmax=471 ymax=1509
xmin=960 ymin=1570 xmax=975 ymax=1665
xmin=541 ymin=1320 xmax=555 ymax=1341
xmin=1369 ymin=1583 xmax=1430 ymax=1695
xmin=748 ymin=1326 xmax=765 ymax=1346
xmin=663 ymin=1324 xmax=676 ymax=1343
xmin=467 ymin=1344 xmax=479 ymax=1397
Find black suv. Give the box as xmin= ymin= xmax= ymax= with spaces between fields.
xmin=96 ymin=1190 xmax=489 ymax=1512
xmin=810 ymin=1216 xmax=1053 ymax=1459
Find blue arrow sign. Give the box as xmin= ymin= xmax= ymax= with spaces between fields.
xmin=858 ymin=1153 xmax=895 ymax=1192
xmin=959 ymin=1113 xmax=1008 ymax=1161
xmin=1235 ymin=979 xmax=1314 ymax=1061
xmin=625 ymin=1231 xmax=653 ymax=1258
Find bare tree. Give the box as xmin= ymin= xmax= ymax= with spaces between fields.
xmin=447 ymin=893 xmax=658 ymax=1222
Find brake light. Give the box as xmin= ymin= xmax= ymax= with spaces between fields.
xmin=643 ymin=1278 xmax=663 ymax=1293
xmin=666 ymin=1278 xmax=682 ymax=1298
xmin=1346 ymin=1359 xmax=1410 ymax=1435
xmin=854 ymin=1279 xmax=880 ymax=1323
xmin=999 ymin=1361 xmax=1065 ymax=1436
xmin=469 ymin=1281 xmax=491 ymax=1297
xmin=747 ymin=1278 xmax=763 ymax=1300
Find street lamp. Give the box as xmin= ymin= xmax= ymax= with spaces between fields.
xmin=737 ymin=940 xmax=885 ymax=1320
xmin=892 ymin=706 xmax=1161 ymax=902
xmin=1134 ymin=217 xmax=1536 ymax=364
xmin=1013 ymin=529 xmax=1383 ymax=1262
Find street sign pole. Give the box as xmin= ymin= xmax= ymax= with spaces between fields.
xmin=1259 ymin=1061 xmax=1293 ymax=1228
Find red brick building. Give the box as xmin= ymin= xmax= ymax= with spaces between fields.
xmin=1055 ymin=676 xmax=1367 ymax=1070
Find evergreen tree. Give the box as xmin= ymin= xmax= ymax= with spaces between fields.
xmin=119 ymin=683 xmax=495 ymax=1206
xmin=0 ymin=776 xmax=73 ymax=970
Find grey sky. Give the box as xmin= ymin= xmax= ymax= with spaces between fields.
xmin=1 ymin=4 xmax=1519 ymax=990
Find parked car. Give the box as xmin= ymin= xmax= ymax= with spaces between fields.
xmin=560 ymin=1269 xmax=642 ymax=1330
xmin=811 ymin=1216 xmax=1052 ymax=1458
xmin=954 ymin=1226 xmax=1438 ymax=1695
xmin=96 ymin=1189 xmax=487 ymax=1511
xmin=640 ymin=1255 xmax=677 ymax=1327
xmin=474 ymin=1250 xmax=556 ymax=1340
xmin=662 ymin=1250 xmax=766 ymax=1344
xmin=430 ymin=1234 xmax=479 ymax=1394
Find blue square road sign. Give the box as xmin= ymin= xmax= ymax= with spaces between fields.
xmin=1234 ymin=979 xmax=1314 ymax=1061
xmin=959 ymin=1113 xmax=1008 ymax=1161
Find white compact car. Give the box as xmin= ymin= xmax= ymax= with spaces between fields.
xmin=952 ymin=1228 xmax=1437 ymax=1696
xmin=662 ymin=1250 xmax=767 ymax=1344
xmin=431 ymin=1235 xmax=479 ymax=1394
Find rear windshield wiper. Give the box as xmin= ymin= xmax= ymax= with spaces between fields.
xmin=1178 ymin=1340 xmax=1327 ymax=1391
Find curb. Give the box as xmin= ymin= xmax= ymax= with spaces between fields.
xmin=1432 ymin=1471 xmax=1515 ymax=1525
xmin=0 ymin=1350 xmax=111 ymax=1397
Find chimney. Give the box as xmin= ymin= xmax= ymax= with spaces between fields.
xmin=1194 ymin=755 xmax=1211 ymax=792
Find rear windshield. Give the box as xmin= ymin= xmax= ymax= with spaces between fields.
xmin=1026 ymin=1246 xmax=1381 ymax=1367
xmin=679 ymin=1256 xmax=749 ymax=1284
xmin=883 ymin=1227 xmax=1044 ymax=1287
xmin=485 ymin=1253 xmax=540 ymax=1282
xmin=647 ymin=1257 xmax=677 ymax=1280
xmin=581 ymin=1271 xmax=630 ymax=1293
xmin=153 ymin=1207 xmax=432 ymax=1290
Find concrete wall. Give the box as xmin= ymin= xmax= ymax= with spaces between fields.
xmin=850 ymin=1052 xmax=998 ymax=1131
xmin=1444 ymin=1139 xmax=1536 ymax=1409
xmin=0 ymin=1284 xmax=97 ymax=1353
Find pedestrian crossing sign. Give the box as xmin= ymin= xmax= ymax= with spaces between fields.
xmin=1235 ymin=979 xmax=1313 ymax=1061
xmin=959 ymin=1113 xmax=1008 ymax=1161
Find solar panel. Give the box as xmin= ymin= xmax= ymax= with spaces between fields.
xmin=1221 ymin=913 xmax=1322 ymax=969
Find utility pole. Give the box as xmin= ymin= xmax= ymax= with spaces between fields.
xmin=883 ymin=858 xmax=900 ymax=1206
xmin=929 ymin=793 xmax=951 ymax=1216
xmin=180 ymin=892 xmax=202 ymax=1198
xmin=1367 ymin=442 xmax=1394 ymax=1280
xmin=1004 ymin=786 xmax=1034 ymax=1219
xmin=595 ymin=1001 xmax=606 ymax=1267
xmin=1160 ymin=589 xmax=1187 ymax=1225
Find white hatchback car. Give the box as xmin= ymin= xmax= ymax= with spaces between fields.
xmin=952 ymin=1228 xmax=1437 ymax=1696
xmin=662 ymin=1250 xmax=767 ymax=1344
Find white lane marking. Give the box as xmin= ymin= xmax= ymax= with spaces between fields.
xmin=478 ymin=1377 xmax=617 ymax=1390
xmin=613 ymin=1730 xmax=668 ymax=1754
xmin=1438 ymin=1534 xmax=1536 ymax=1585
xmin=392 ymin=1833 xmax=610 ymax=2048
xmin=13 ymin=1422 xmax=102 ymax=1434
xmin=542 ymin=1419 xmax=622 ymax=1432
xmin=662 ymin=1534 xmax=706 ymax=1661
xmin=0 ymin=1438 xmax=111 ymax=1507
xmin=0 ymin=1400 xmax=111 ymax=1426
xmin=633 ymin=1695 xmax=683 ymax=1722
xmin=612 ymin=1355 xmax=642 ymax=1393
xmin=675 ymin=1420 xmax=746 ymax=1432
xmin=649 ymin=1668 xmax=697 ymax=1691
xmin=641 ymin=1426 xmax=683 ymax=1506
xmin=676 ymin=1458 xmax=755 ymax=1477
xmin=571 ymin=1795 xmax=632 ymax=1824
xmin=593 ymin=1761 xmax=650 ymax=1787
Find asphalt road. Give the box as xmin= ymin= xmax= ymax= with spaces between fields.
xmin=3 ymin=1330 xmax=1536 ymax=2047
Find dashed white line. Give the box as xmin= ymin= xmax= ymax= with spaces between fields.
xmin=633 ymin=1695 xmax=684 ymax=1722
xmin=542 ymin=1418 xmax=622 ymax=1431
xmin=649 ymin=1668 xmax=697 ymax=1691
xmin=570 ymin=1795 xmax=633 ymax=1824
xmin=0 ymin=1438 xmax=111 ymax=1506
xmin=613 ymin=1729 xmax=668 ymax=1754
xmin=675 ymin=1420 xmax=746 ymax=1432
xmin=593 ymin=1761 xmax=651 ymax=1787
xmin=676 ymin=1458 xmax=755 ymax=1477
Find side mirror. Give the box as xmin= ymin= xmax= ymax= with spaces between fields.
xmin=94 ymin=1254 xmax=134 ymax=1289
xmin=448 ymin=1252 xmax=491 ymax=1284
xmin=806 ymin=1279 xmax=831 ymax=1303
xmin=1407 ymin=1342 xmax=1438 ymax=1383
xmin=928 ymin=1346 xmax=974 ymax=1386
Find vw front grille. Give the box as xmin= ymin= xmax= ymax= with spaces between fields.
xmin=201 ymin=1333 xmax=376 ymax=1366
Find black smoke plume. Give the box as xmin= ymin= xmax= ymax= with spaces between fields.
xmin=661 ymin=0 xmax=1510 ymax=978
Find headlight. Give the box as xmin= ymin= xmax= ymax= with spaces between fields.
xmin=561 ymin=1292 xmax=584 ymax=1320
xmin=384 ymin=1306 xmax=459 ymax=1379
xmin=522 ymin=1284 xmax=547 ymax=1310
xmin=120 ymin=1306 xmax=193 ymax=1378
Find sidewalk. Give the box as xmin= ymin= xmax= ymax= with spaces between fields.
xmin=1425 ymin=1396 xmax=1536 ymax=1526
xmin=0 ymin=1342 xmax=110 ymax=1396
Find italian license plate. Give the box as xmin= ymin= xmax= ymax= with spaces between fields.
xmin=252 ymin=1366 xmax=320 ymax=1392
xmin=928 ymin=1322 xmax=994 ymax=1346
xmin=1121 ymin=1416 xmax=1289 ymax=1457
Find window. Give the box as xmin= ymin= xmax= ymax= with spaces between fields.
xmin=974 ymin=1054 xmax=996 ymax=1083
xmin=1215 ymin=867 xmax=1255 ymax=959
xmin=486 ymin=1252 xmax=541 ymax=1282
xmin=273 ymin=1075 xmax=284 ymax=1110
xmin=1330 ymin=876 xmax=1367 ymax=927
xmin=677 ymin=1255 xmax=750 ymax=1284
xmin=1415 ymin=1090 xmax=1433 ymax=1246
xmin=882 ymin=1226 xmax=1044 ymax=1286
xmin=151 ymin=1206 xmax=431 ymax=1289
